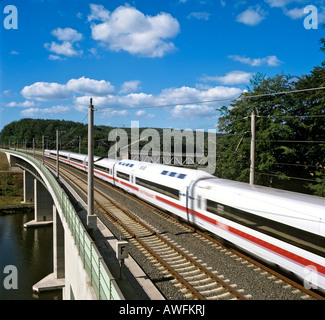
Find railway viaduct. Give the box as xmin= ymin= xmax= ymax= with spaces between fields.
xmin=1 ymin=149 xmax=162 ymax=300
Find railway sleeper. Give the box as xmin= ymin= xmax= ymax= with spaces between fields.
xmin=173 ymin=265 xmax=198 ymax=273
xmin=179 ymin=269 xmax=203 ymax=277
xmin=187 ymin=277 xmax=217 ymax=287
xmin=148 ymin=245 xmax=174 ymax=253
xmin=192 ymin=281 xmax=222 ymax=291
xmin=199 ymin=286 xmax=226 ymax=296
xmin=184 ymin=273 xmax=209 ymax=282
xmin=172 ymin=262 xmax=193 ymax=269
xmin=163 ymin=255 xmax=187 ymax=261
xmin=207 ymin=292 xmax=233 ymax=300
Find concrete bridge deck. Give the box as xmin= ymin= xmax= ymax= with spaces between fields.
xmin=1 ymin=149 xmax=164 ymax=300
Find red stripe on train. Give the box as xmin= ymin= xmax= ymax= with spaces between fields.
xmin=156 ymin=194 xmax=325 ymax=276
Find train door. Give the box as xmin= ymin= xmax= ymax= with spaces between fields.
xmin=112 ymin=162 xmax=118 ymax=186
xmin=187 ymin=176 xmax=215 ymax=226
xmin=185 ymin=181 xmax=196 ymax=225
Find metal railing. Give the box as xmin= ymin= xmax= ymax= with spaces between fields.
xmin=1 ymin=149 xmax=123 ymax=300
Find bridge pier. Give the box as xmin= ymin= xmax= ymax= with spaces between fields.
xmin=32 ymin=205 xmax=66 ymax=294
xmin=53 ymin=205 xmax=65 ymax=279
xmin=24 ymin=179 xmax=53 ymax=228
xmin=23 ymin=170 xmax=34 ymax=203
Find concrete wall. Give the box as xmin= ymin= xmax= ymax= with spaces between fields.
xmin=62 ymin=217 xmax=97 ymax=300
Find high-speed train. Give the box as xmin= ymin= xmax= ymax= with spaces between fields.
xmin=45 ymin=149 xmax=325 ymax=292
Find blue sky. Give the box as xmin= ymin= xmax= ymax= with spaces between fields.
xmin=1 ymin=0 xmax=325 ymax=132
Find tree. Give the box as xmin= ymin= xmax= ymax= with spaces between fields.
xmin=216 ymin=70 xmax=325 ymax=196
xmin=292 ymin=65 xmax=325 ymax=195
xmin=217 ymin=74 xmax=296 ymax=184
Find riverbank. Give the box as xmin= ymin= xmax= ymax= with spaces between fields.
xmin=0 ymin=152 xmax=24 ymax=207
xmin=0 ymin=204 xmax=34 ymax=216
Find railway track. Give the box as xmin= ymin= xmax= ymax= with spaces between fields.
xmin=42 ymin=156 xmax=325 ymax=300
xmin=51 ymin=162 xmax=248 ymax=300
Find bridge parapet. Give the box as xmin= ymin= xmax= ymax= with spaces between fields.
xmin=1 ymin=149 xmax=124 ymax=300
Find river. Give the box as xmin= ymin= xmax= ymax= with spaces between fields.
xmin=0 ymin=210 xmax=62 ymax=300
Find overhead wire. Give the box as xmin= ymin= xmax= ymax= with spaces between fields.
xmin=59 ymin=86 xmax=325 ymax=184
xmin=93 ymin=85 xmax=325 ymax=111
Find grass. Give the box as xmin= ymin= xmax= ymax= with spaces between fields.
xmin=0 ymin=152 xmax=23 ymax=206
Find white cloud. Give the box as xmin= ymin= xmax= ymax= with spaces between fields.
xmin=45 ymin=27 xmax=83 ymax=58
xmin=90 ymin=5 xmax=180 ymax=57
xmin=158 ymin=86 xmax=242 ymax=105
xmin=45 ymin=41 xmax=82 ymax=57
xmin=49 ymin=54 xmax=64 ymax=60
xmin=88 ymin=4 xmax=111 ymax=22
xmin=229 ymin=54 xmax=282 ymax=66
xmin=20 ymin=77 xmax=116 ymax=102
xmin=66 ymin=77 xmax=115 ymax=96
xmin=170 ymin=104 xmax=216 ymax=120
xmin=283 ymin=7 xmax=305 ymax=19
xmin=97 ymin=108 xmax=130 ymax=118
xmin=135 ymin=110 xmax=155 ymax=118
xmin=6 ymin=100 xmax=37 ymax=108
xmin=236 ymin=6 xmax=266 ymax=26
xmin=187 ymin=12 xmax=211 ymax=20
xmin=19 ymin=78 xmax=243 ymax=123
xmin=21 ymin=105 xmax=70 ymax=117
xmin=111 ymin=110 xmax=129 ymax=117
xmin=21 ymin=82 xmax=71 ymax=101
xmin=201 ymin=71 xmax=253 ymax=85
xmin=51 ymin=27 xmax=83 ymax=43
xmin=75 ymin=85 xmax=242 ymax=112
xmin=120 ymin=80 xmax=141 ymax=94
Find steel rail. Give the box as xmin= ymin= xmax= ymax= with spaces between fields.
xmin=42 ymin=155 xmax=325 ymax=300
xmin=48 ymin=161 xmax=246 ymax=300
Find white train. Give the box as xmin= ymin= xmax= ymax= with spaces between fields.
xmin=45 ymin=149 xmax=325 ymax=292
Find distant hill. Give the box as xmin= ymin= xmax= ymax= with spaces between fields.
xmin=0 ymin=118 xmax=216 ymax=158
xmin=0 ymin=118 xmax=89 ymax=152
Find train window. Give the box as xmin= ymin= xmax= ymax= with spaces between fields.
xmin=94 ymin=164 xmax=110 ymax=174
xmin=161 ymin=171 xmax=168 ymax=175
xmin=130 ymin=164 xmax=134 ymax=167
xmin=206 ymin=199 xmax=325 ymax=258
xmin=117 ymin=171 xmax=130 ymax=181
xmin=207 ymin=200 xmax=226 ymax=216
xmin=72 ymin=158 xmax=83 ymax=164
xmin=178 ymin=174 xmax=186 ymax=179
xmin=169 ymin=172 xmax=177 ymax=177
xmin=136 ymin=177 xmax=179 ymax=200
